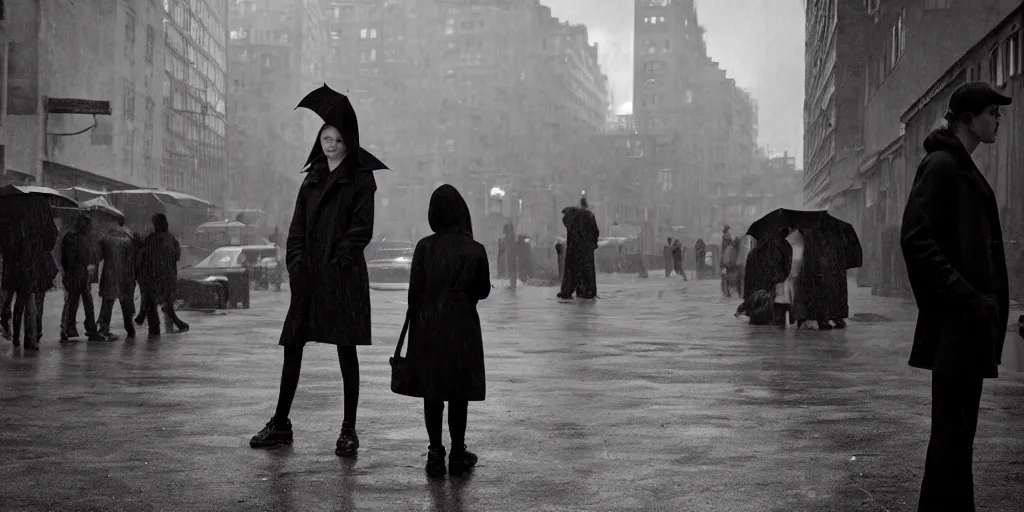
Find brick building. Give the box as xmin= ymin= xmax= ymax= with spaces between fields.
xmin=632 ymin=0 xmax=757 ymax=243
xmin=226 ymin=0 xmax=330 ymax=231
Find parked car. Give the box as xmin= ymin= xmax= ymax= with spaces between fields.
xmin=176 ymin=246 xmax=262 ymax=309
xmin=367 ymin=248 xmax=414 ymax=291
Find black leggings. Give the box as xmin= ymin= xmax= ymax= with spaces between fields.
xmin=274 ymin=343 xmax=360 ymax=426
xmin=424 ymin=399 xmax=468 ymax=449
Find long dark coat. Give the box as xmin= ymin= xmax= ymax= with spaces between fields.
xmin=742 ymin=237 xmax=792 ymax=302
xmin=901 ymin=128 xmax=1008 ymax=379
xmin=561 ymin=206 xmax=599 ymax=298
xmin=405 ymin=185 xmax=491 ymax=401
xmin=139 ymin=231 xmax=180 ymax=299
xmin=279 ymin=122 xmax=378 ymax=347
xmin=98 ymin=229 xmax=136 ymax=299
xmin=3 ymin=200 xmax=58 ymax=294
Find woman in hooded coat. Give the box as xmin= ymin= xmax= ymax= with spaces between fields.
xmin=406 ymin=184 xmax=491 ymax=477
xmin=251 ymin=98 xmax=378 ymax=457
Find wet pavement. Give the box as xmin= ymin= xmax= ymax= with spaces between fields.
xmin=2 ymin=275 xmax=1023 ymax=511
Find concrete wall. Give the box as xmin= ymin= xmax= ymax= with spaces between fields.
xmin=862 ymin=0 xmax=1022 ymax=157
xmin=0 ymin=0 xmax=43 ymax=181
xmin=39 ymin=0 xmax=166 ymax=189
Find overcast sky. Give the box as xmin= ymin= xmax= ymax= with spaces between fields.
xmin=543 ymin=0 xmax=806 ymax=166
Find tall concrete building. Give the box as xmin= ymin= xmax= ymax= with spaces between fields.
xmin=226 ymin=0 xmax=330 ymax=230
xmin=325 ymin=0 xmax=609 ymax=246
xmin=162 ymin=0 xmax=229 ymax=208
xmin=632 ymin=0 xmax=757 ymax=241
xmin=802 ymin=0 xmax=869 ymax=210
xmin=1 ymin=0 xmax=167 ymax=192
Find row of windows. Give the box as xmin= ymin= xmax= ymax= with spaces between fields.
xmin=989 ymin=29 xmax=1023 ymax=87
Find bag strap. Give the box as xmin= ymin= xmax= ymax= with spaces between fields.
xmin=394 ymin=309 xmax=412 ymax=358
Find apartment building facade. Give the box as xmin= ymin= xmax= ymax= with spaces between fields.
xmin=633 ymin=0 xmax=757 ymax=242
xmin=226 ymin=0 xmax=329 ymax=230
xmin=1 ymin=0 xmax=167 ymax=192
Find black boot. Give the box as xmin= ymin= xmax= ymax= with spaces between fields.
xmin=335 ymin=422 xmax=359 ymax=457
xmin=425 ymin=445 xmax=447 ymax=478
xmin=448 ymin=444 xmax=478 ymax=476
xmin=250 ymin=417 xmax=293 ymax=448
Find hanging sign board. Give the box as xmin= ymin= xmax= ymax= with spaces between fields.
xmin=46 ymin=98 xmax=112 ymax=116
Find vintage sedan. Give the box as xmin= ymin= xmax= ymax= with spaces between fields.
xmin=367 ymin=247 xmax=414 ymax=291
xmin=176 ymin=246 xmax=273 ymax=309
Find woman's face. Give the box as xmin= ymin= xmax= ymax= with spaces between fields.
xmin=320 ymin=125 xmax=346 ymax=160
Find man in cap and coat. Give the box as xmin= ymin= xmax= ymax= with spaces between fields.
xmin=900 ymin=81 xmax=1011 ymax=511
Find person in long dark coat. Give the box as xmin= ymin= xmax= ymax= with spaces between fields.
xmin=139 ymin=213 xmax=188 ymax=336
xmin=900 ymin=83 xmax=1010 ymax=511
xmin=60 ymin=215 xmax=102 ymax=341
xmin=694 ymin=238 xmax=706 ymax=278
xmin=663 ymin=238 xmax=673 ymax=277
xmin=558 ymin=197 xmax=599 ymax=299
xmin=251 ymin=118 xmax=377 ymax=457
xmin=4 ymin=201 xmax=58 ymax=349
xmin=97 ymin=221 xmax=137 ymax=341
xmin=405 ymin=184 xmax=491 ymax=477
xmin=737 ymin=229 xmax=792 ymax=325
xmin=672 ymin=239 xmax=685 ymax=279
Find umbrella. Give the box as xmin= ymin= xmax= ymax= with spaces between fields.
xmin=295 ymin=83 xmax=389 ymax=173
xmin=80 ymin=196 xmax=125 ymax=222
xmin=747 ymin=208 xmax=862 ymax=270
xmin=0 ymin=184 xmax=80 ymax=209
xmin=0 ymin=191 xmax=59 ymax=256
xmin=57 ymin=186 xmax=106 ymax=203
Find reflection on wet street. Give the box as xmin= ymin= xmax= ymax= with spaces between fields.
xmin=1 ymin=275 xmax=1022 ymax=511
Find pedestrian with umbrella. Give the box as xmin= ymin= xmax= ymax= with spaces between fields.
xmin=251 ymin=84 xmax=387 ymax=457
xmin=0 ymin=191 xmax=60 ymax=349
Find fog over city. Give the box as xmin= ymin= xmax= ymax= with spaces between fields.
xmin=546 ymin=0 xmax=806 ymax=162
xmin=2 ymin=1 xmax=1024 ymax=510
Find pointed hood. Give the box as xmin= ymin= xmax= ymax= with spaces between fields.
xmin=296 ymin=84 xmax=388 ymax=174
xmin=428 ymin=184 xmax=473 ymax=238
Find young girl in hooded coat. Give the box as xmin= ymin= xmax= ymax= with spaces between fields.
xmin=405 ymin=184 xmax=491 ymax=477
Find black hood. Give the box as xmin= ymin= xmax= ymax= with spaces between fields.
xmin=923 ymin=127 xmax=969 ymax=156
xmin=428 ymin=184 xmax=473 ymax=238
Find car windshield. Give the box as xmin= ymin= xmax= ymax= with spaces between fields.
xmin=377 ymin=248 xmax=413 ymax=259
xmin=196 ymin=249 xmax=242 ymax=268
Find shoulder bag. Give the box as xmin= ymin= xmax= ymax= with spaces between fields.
xmin=390 ymin=309 xmax=419 ymax=397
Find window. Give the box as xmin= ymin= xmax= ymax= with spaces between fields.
xmin=7 ymin=42 xmax=38 ymax=115
xmin=659 ymin=169 xmax=673 ymax=191
xmin=145 ymin=25 xmax=155 ymax=63
xmin=1007 ymin=32 xmax=1020 ymax=78
xmin=124 ymin=79 xmax=135 ymax=120
xmin=991 ymin=46 xmax=1006 ymax=87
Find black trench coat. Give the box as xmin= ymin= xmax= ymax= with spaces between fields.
xmin=901 ymin=128 xmax=1008 ymax=379
xmin=279 ymin=161 xmax=376 ymax=347
xmin=405 ymin=185 xmax=491 ymax=401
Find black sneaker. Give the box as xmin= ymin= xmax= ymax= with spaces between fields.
xmin=250 ymin=418 xmax=293 ymax=448
xmin=0 ymin=322 xmax=11 ymax=340
xmin=448 ymin=445 xmax=478 ymax=476
xmin=335 ymin=424 xmax=359 ymax=457
xmin=426 ymin=445 xmax=447 ymax=477
xmin=11 ymin=335 xmax=20 ymax=348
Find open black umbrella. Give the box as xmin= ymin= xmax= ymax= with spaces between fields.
xmin=295 ymin=84 xmax=389 ymax=173
xmin=747 ymin=208 xmax=862 ymax=270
